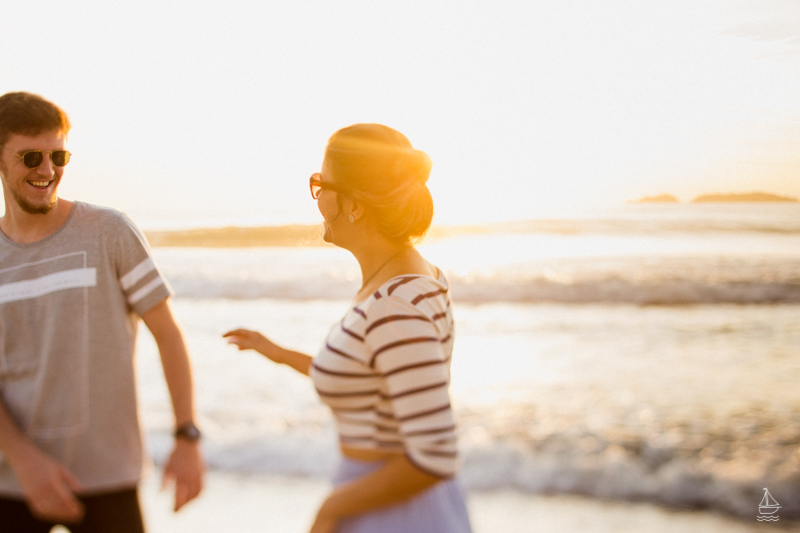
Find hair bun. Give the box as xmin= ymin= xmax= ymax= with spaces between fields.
xmin=325 ymin=124 xmax=435 ymax=243
xmin=413 ymin=149 xmax=432 ymax=184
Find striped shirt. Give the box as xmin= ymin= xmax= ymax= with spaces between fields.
xmin=310 ymin=271 xmax=458 ymax=478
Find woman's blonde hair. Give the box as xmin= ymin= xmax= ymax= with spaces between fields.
xmin=325 ymin=124 xmax=434 ymax=243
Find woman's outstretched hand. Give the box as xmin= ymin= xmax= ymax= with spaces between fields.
xmin=223 ymin=329 xmax=313 ymax=375
xmin=223 ymin=329 xmax=280 ymax=362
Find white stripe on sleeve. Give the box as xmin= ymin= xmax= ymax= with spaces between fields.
xmin=128 ymin=276 xmax=165 ymax=305
xmin=120 ymin=258 xmax=156 ymax=291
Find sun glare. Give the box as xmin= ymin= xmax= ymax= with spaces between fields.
xmin=1 ymin=2 xmax=799 ymax=226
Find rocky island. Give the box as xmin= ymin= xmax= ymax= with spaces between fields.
xmin=628 ymin=194 xmax=679 ymax=203
xmin=629 ymin=191 xmax=798 ymax=204
xmin=691 ymin=192 xmax=798 ymax=203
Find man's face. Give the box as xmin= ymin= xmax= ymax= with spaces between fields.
xmin=0 ymin=130 xmax=66 ymax=215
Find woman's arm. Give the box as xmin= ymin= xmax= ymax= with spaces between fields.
xmin=223 ymin=329 xmax=313 ymax=376
xmin=311 ymin=455 xmax=442 ymax=532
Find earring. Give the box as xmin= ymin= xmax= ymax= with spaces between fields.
xmin=349 ymin=214 xmax=355 ymax=223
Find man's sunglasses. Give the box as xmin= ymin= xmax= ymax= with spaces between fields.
xmin=309 ymin=173 xmax=350 ymax=199
xmin=0 ymin=145 xmax=71 ymax=169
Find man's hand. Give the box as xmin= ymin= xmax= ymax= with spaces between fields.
xmin=14 ymin=446 xmax=85 ymax=523
xmin=161 ymin=439 xmax=204 ymax=512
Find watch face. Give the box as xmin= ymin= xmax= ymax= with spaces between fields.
xmin=176 ymin=423 xmax=201 ymax=441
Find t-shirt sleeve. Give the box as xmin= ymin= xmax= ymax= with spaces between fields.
xmin=365 ymin=295 xmax=458 ymax=478
xmin=114 ymin=214 xmax=173 ymax=316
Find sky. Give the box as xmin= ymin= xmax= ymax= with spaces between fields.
xmin=1 ymin=0 xmax=799 ymax=228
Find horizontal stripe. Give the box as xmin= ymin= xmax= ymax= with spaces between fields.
xmin=387 ymin=276 xmax=420 ymax=296
xmin=120 ymin=258 xmax=156 ymax=291
xmin=383 ymin=381 xmax=448 ymax=401
xmin=373 ymin=441 xmax=405 ymax=450
xmin=315 ymin=387 xmax=380 ymax=398
xmin=352 ymin=307 xmax=366 ymax=319
xmin=337 ymin=418 xmax=375 ymax=427
xmin=396 ymin=403 xmax=452 ymax=423
xmin=340 ymin=324 xmax=364 ymax=342
xmin=382 ymin=358 xmax=447 ymax=378
xmin=312 ymin=363 xmax=373 ymax=378
xmin=0 ymin=268 xmax=96 ymax=304
xmin=331 ymin=406 xmax=374 ymax=413
xmin=339 ymin=435 xmax=404 ymax=446
xmin=365 ymin=314 xmax=431 ymax=334
xmin=339 ymin=435 xmax=373 ymax=443
xmin=404 ymin=424 xmax=457 ymax=437
xmin=431 ymin=312 xmax=448 ymax=321
xmin=439 ymin=334 xmax=452 ymax=344
xmin=128 ymin=276 xmax=165 ymax=305
xmin=324 ymin=343 xmax=361 ymax=363
xmin=370 ymin=336 xmax=439 ymax=366
xmin=373 ymin=291 xmax=382 ymax=299
xmin=419 ymin=449 xmax=458 ymax=458
xmin=411 ymin=288 xmax=447 ymax=305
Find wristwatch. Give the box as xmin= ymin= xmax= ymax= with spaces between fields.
xmin=174 ymin=421 xmax=201 ymax=442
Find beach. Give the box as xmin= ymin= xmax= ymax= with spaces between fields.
xmin=134 ymin=469 xmax=799 ymax=533
xmin=125 ymin=203 xmax=800 ymax=531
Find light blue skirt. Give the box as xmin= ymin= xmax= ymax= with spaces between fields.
xmin=332 ymin=457 xmax=473 ymax=533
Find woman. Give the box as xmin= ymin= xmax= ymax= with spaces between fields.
xmin=223 ymin=124 xmax=472 ymax=533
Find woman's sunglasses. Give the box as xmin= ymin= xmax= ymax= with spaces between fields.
xmin=309 ymin=173 xmax=350 ymax=199
xmin=0 ymin=145 xmax=72 ymax=169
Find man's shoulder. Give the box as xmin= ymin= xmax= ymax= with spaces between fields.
xmin=72 ymin=202 xmax=140 ymax=234
xmin=74 ymin=201 xmax=127 ymax=223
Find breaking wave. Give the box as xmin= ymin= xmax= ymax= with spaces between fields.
xmin=161 ymin=255 xmax=800 ymax=305
xmin=146 ymin=398 xmax=800 ymax=520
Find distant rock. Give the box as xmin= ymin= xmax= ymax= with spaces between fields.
xmin=629 ymin=194 xmax=680 ymax=204
xmin=692 ymin=192 xmax=798 ymax=203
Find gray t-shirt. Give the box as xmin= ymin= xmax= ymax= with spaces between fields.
xmin=0 ymin=202 xmax=173 ymax=496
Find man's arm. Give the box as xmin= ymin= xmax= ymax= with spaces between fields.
xmin=141 ymin=298 xmax=204 ymax=512
xmin=0 ymin=401 xmax=85 ymax=522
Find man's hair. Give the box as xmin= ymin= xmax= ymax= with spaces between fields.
xmin=0 ymin=92 xmax=71 ymax=147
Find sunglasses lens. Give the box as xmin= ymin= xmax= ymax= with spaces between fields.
xmin=52 ymin=151 xmax=70 ymax=167
xmin=23 ymin=152 xmax=44 ymax=169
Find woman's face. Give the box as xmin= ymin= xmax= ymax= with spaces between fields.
xmin=317 ymin=156 xmax=344 ymax=244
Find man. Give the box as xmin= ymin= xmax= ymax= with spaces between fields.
xmin=0 ymin=92 xmax=204 ymax=532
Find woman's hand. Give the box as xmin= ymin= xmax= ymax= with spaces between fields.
xmin=309 ymin=499 xmax=340 ymax=533
xmin=223 ymin=329 xmax=313 ymax=375
xmin=223 ymin=329 xmax=281 ymax=362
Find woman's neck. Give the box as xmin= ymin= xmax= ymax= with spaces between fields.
xmin=351 ymin=238 xmax=409 ymax=289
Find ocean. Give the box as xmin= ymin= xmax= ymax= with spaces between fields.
xmin=134 ymin=203 xmax=800 ymax=521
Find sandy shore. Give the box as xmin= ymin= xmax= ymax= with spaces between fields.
xmin=127 ymin=469 xmax=798 ymax=533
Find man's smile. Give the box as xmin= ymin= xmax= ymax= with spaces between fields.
xmin=28 ymin=178 xmax=55 ymax=189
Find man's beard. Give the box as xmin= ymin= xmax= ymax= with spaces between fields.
xmin=9 ymin=184 xmax=58 ymax=214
